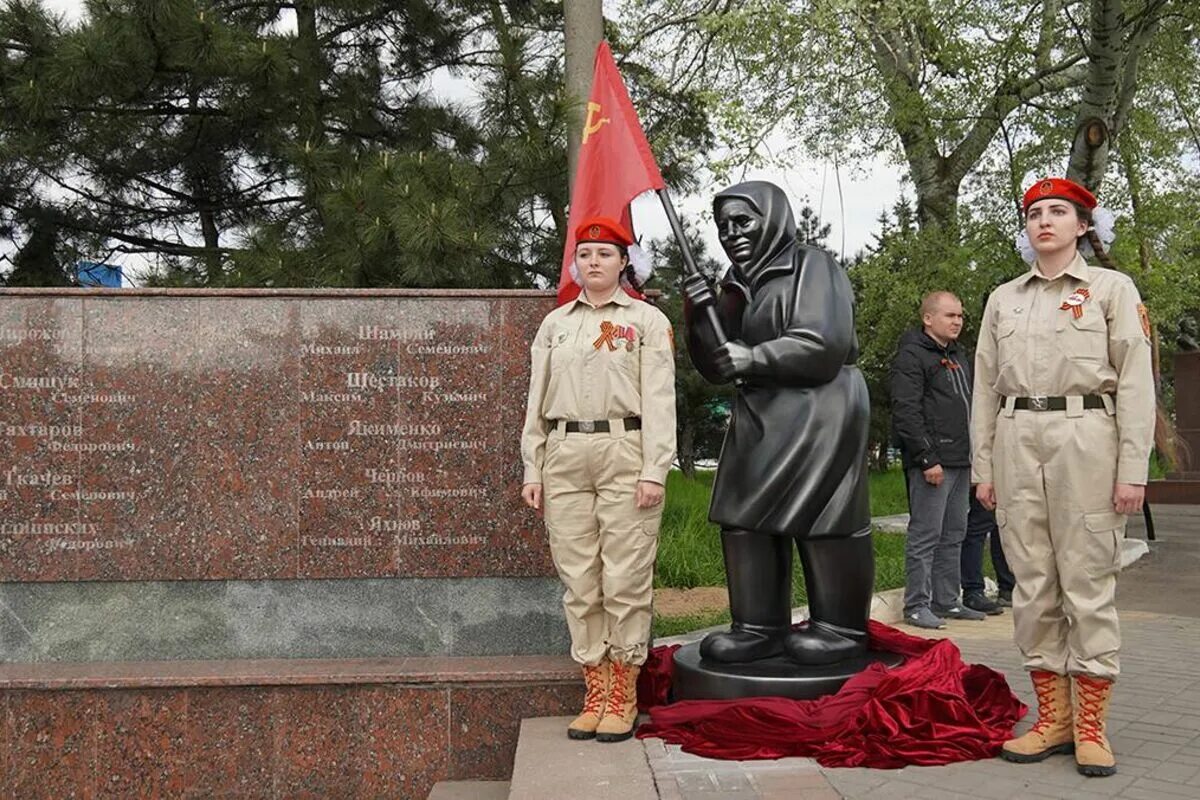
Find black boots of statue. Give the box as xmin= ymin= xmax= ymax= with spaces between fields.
xmin=699 ymin=530 xmax=790 ymax=662
xmin=700 ymin=528 xmax=873 ymax=667
xmin=784 ymin=529 xmax=874 ymax=665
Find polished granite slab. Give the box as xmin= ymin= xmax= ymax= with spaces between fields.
xmin=0 ymin=289 xmax=557 ymax=582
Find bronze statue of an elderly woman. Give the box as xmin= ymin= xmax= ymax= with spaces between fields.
xmin=683 ymin=180 xmax=873 ymax=670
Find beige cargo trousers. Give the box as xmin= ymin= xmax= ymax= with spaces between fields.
xmin=542 ymin=426 xmax=664 ymax=667
xmin=992 ymin=402 xmax=1126 ymax=680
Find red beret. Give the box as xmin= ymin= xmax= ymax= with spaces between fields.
xmin=575 ymin=216 xmax=634 ymax=248
xmin=1022 ymin=177 xmax=1097 ymax=213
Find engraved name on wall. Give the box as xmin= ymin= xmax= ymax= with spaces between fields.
xmin=0 ymin=295 xmax=549 ymax=581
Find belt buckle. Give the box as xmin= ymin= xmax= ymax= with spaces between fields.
xmin=578 ymin=420 xmax=595 ymax=433
xmin=1029 ymin=395 xmax=1049 ymax=411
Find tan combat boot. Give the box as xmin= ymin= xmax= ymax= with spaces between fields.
xmin=1074 ymin=674 xmax=1117 ymax=777
xmin=566 ymin=661 xmax=610 ymax=740
xmin=1000 ymin=670 xmax=1075 ymax=763
xmin=595 ymin=660 xmax=640 ymax=743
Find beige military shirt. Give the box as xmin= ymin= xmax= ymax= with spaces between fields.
xmin=521 ymin=288 xmax=677 ymax=485
xmin=971 ymin=253 xmax=1155 ymax=485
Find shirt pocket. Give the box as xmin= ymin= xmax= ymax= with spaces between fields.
xmin=1057 ymin=308 xmax=1108 ymax=361
xmin=612 ymin=337 xmax=642 ymax=375
xmin=995 ymin=315 xmax=1021 ymax=366
xmin=548 ymin=328 xmax=577 ymax=369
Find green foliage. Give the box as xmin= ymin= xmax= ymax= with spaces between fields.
xmin=868 ymin=466 xmax=909 ymax=518
xmin=849 ymin=197 xmax=1023 ymax=461
xmin=0 ymin=1 xmax=714 ymax=286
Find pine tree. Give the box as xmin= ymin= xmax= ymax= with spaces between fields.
xmin=1 ymin=1 xmax=714 ymax=289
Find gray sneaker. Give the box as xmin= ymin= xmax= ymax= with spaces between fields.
xmin=934 ymin=604 xmax=988 ymax=621
xmin=904 ymin=608 xmax=946 ymax=629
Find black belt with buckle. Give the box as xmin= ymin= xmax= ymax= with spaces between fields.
xmin=1004 ymin=395 xmax=1107 ymax=411
xmin=556 ymin=417 xmax=642 ymax=433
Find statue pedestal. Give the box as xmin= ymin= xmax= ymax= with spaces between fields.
xmin=671 ymin=642 xmax=905 ymax=701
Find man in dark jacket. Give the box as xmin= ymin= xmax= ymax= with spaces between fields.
xmin=890 ymin=291 xmax=986 ymax=629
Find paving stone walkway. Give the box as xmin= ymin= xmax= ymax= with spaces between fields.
xmin=642 ymin=505 xmax=1200 ymax=799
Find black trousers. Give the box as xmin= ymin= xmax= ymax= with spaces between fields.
xmin=960 ymin=493 xmax=1015 ymax=594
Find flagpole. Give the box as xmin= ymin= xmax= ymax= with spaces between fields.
xmin=656 ymin=188 xmax=728 ymax=344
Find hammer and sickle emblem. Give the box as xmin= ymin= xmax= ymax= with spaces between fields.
xmin=582 ymin=101 xmax=610 ymax=145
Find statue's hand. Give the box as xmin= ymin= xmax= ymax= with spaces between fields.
xmin=714 ymin=340 xmax=754 ymax=379
xmin=682 ymin=273 xmax=716 ymax=308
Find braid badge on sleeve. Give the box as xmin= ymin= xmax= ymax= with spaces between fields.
xmin=1137 ymin=303 xmax=1151 ymax=338
xmin=1060 ymin=287 xmax=1091 ymax=319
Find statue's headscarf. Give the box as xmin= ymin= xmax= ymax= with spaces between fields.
xmin=713 ymin=181 xmax=797 ymax=282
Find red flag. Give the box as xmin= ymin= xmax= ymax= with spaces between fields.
xmin=557 ymin=41 xmax=666 ymax=305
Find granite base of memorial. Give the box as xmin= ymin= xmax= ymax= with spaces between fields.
xmin=0 ymin=287 xmax=574 ymax=799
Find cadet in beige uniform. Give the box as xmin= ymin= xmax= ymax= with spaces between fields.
xmin=973 ymin=178 xmax=1154 ymax=777
xmin=521 ymin=216 xmax=676 ymax=743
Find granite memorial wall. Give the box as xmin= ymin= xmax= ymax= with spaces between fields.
xmin=0 ymin=288 xmax=570 ymax=661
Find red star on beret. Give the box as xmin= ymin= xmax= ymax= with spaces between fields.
xmin=574 ymin=216 xmax=634 ymax=247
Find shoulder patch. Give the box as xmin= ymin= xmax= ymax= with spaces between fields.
xmin=1137 ymin=303 xmax=1151 ymax=339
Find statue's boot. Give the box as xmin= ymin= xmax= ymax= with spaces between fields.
xmin=784 ymin=529 xmax=872 ymax=665
xmin=699 ymin=529 xmax=790 ymax=663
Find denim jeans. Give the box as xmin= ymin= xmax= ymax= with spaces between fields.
xmin=903 ymin=466 xmax=970 ymax=614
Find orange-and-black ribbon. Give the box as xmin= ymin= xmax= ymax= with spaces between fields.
xmin=593 ymin=321 xmax=618 ymax=350
xmin=1060 ymin=287 xmax=1091 ymax=319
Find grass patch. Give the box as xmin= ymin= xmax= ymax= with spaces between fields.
xmin=652 ymin=608 xmax=731 ymax=638
xmin=868 ymin=466 xmax=909 ymax=517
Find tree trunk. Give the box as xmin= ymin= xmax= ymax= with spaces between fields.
xmin=563 ymin=0 xmax=603 ymax=191
xmin=1066 ymin=1 xmax=1122 ymax=187
xmin=677 ymin=419 xmax=696 ymax=479
xmin=1067 ymin=0 xmax=1164 ymax=189
xmin=913 ymin=173 xmax=960 ymax=232
xmin=294 ymin=2 xmax=326 ymax=149
xmin=875 ymin=438 xmax=890 ymax=473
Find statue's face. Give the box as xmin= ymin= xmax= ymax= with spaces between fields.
xmin=716 ymin=199 xmax=764 ymax=268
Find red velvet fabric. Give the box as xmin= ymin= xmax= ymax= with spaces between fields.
xmin=636 ymin=621 xmax=1026 ymax=768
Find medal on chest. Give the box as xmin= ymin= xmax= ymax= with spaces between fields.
xmin=1060 ymin=287 xmax=1090 ymax=319
xmin=593 ymin=321 xmax=637 ymax=352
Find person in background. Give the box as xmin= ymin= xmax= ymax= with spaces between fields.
xmin=891 ymin=291 xmax=987 ymax=630
xmin=961 ymin=493 xmax=1016 ymax=613
xmin=973 ymin=178 xmax=1154 ymax=778
xmin=520 ymin=216 xmax=676 ymax=743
